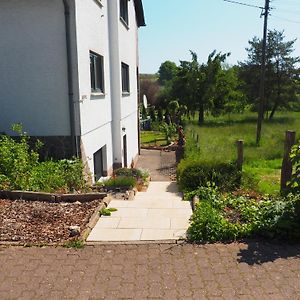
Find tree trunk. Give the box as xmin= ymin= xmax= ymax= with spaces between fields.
xmin=198 ymin=104 xmax=204 ymax=125
xmin=269 ymin=102 xmax=278 ymax=120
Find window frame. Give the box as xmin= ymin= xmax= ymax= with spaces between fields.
xmin=120 ymin=0 xmax=129 ymax=27
xmin=90 ymin=51 xmax=105 ymax=94
xmin=121 ymin=62 xmax=130 ymax=94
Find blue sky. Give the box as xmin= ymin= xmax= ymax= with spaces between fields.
xmin=139 ymin=0 xmax=300 ymax=74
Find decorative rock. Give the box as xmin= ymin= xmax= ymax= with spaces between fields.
xmin=68 ymin=225 xmax=81 ymax=237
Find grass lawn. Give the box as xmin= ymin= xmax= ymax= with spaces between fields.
xmin=140 ymin=131 xmax=168 ymax=147
xmin=185 ymin=111 xmax=300 ymax=194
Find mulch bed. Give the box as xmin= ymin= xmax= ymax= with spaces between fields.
xmin=0 ymin=199 xmax=102 ymax=244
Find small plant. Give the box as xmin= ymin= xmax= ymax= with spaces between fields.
xmin=159 ymin=122 xmax=177 ymax=144
xmin=103 ymin=176 xmax=136 ymax=189
xmin=63 ymin=239 xmax=85 ymax=249
xmin=99 ymin=207 xmax=118 ymax=216
xmin=288 ymin=141 xmax=300 ymax=194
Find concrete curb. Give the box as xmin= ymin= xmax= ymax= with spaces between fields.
xmin=0 ymin=190 xmax=107 ymax=203
xmin=85 ymin=239 xmax=188 ymax=246
xmin=81 ymin=196 xmax=111 ymax=241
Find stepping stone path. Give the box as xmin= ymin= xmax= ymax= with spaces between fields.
xmin=87 ymin=181 xmax=192 ymax=242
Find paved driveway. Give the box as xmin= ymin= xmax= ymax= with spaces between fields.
xmin=1 ymin=241 xmax=300 ymax=299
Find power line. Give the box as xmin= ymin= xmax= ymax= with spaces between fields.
xmin=223 ymin=0 xmax=264 ymax=10
xmin=270 ymin=14 xmax=300 ymax=25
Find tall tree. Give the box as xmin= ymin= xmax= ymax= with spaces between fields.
xmin=172 ymin=51 xmax=230 ymax=124
xmin=239 ymin=30 xmax=300 ymax=119
xmin=158 ymin=61 xmax=178 ymax=86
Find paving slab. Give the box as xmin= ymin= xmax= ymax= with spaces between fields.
xmin=87 ymin=181 xmax=192 ymax=243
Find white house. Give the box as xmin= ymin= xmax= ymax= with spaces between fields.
xmin=0 ymin=0 xmax=145 ymax=181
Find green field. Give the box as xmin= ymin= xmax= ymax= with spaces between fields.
xmin=140 ymin=131 xmax=168 ymax=147
xmin=185 ymin=112 xmax=300 ymax=194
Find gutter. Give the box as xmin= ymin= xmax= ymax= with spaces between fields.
xmin=62 ymin=0 xmax=78 ymax=157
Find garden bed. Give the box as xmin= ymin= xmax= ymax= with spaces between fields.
xmin=0 ymin=198 xmax=106 ymax=245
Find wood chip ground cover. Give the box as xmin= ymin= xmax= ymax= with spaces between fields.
xmin=0 ymin=199 xmax=101 ymax=244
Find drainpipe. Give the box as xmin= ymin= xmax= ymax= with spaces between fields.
xmin=62 ymin=0 xmax=78 ymax=157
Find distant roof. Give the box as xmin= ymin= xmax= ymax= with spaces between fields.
xmin=134 ymin=0 xmax=146 ymax=27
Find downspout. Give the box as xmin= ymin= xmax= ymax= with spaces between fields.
xmin=62 ymin=0 xmax=78 ymax=157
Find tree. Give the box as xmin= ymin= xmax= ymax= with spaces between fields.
xmin=140 ymin=77 xmax=160 ymax=106
xmin=239 ymin=30 xmax=300 ymax=119
xmin=158 ymin=61 xmax=178 ymax=86
xmin=171 ymin=51 xmax=230 ymax=124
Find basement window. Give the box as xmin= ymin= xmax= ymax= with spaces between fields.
xmin=90 ymin=51 xmax=105 ymax=94
xmin=94 ymin=146 xmax=107 ymax=181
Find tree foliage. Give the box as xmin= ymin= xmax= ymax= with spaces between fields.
xmin=238 ymin=30 xmax=300 ymax=118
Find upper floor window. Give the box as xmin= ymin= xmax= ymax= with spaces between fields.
xmin=120 ymin=0 xmax=129 ymax=26
xmin=121 ymin=62 xmax=130 ymax=93
xmin=90 ymin=51 xmax=104 ymax=94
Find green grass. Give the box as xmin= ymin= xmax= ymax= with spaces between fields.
xmin=140 ymin=131 xmax=168 ymax=147
xmin=185 ymin=112 xmax=300 ymax=194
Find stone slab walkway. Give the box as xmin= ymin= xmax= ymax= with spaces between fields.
xmin=87 ymin=182 xmax=192 ymax=242
xmin=1 ymin=242 xmax=300 ymax=299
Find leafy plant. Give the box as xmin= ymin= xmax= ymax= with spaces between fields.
xmin=177 ymin=159 xmax=241 ymax=192
xmin=187 ymin=185 xmax=300 ymax=242
xmin=159 ymin=122 xmax=177 ymax=144
xmin=99 ymin=207 xmax=118 ymax=216
xmin=288 ymin=141 xmax=300 ymax=194
xmin=103 ymin=176 xmax=136 ymax=188
xmin=63 ymin=239 xmax=85 ymax=249
xmin=0 ymin=124 xmax=86 ymax=193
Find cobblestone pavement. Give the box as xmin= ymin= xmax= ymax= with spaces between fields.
xmin=1 ymin=241 xmax=300 ymax=299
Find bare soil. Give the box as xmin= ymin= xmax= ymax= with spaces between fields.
xmin=0 ymin=199 xmax=102 ymax=244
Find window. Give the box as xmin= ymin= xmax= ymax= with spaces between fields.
xmin=94 ymin=146 xmax=107 ymax=181
xmin=121 ymin=62 xmax=130 ymax=93
xmin=90 ymin=51 xmax=104 ymax=93
xmin=120 ymin=0 xmax=129 ymax=26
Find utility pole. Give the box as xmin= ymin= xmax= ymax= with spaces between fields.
xmin=256 ymin=0 xmax=270 ymax=145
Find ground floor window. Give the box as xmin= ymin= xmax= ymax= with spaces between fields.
xmin=94 ymin=145 xmax=107 ymax=181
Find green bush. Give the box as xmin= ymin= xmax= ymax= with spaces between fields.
xmin=0 ymin=125 xmax=86 ymax=193
xmin=29 ymin=159 xmax=86 ymax=193
xmin=115 ymin=168 xmax=143 ymax=179
xmin=177 ymin=159 xmax=241 ymax=192
xmin=103 ymin=176 xmax=137 ymax=188
xmin=187 ymin=186 xmax=300 ymax=242
xmin=288 ymin=141 xmax=300 ymax=194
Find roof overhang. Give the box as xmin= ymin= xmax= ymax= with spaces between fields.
xmin=134 ymin=0 xmax=146 ymax=27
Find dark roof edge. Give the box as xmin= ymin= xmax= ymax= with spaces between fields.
xmin=134 ymin=0 xmax=146 ymax=27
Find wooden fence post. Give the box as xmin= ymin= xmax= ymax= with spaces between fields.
xmin=237 ymin=140 xmax=244 ymax=170
xmin=281 ymin=130 xmax=296 ymax=191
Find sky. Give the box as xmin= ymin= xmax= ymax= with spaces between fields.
xmin=139 ymin=0 xmax=300 ymax=74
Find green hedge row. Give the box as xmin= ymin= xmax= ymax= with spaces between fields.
xmin=177 ymin=159 xmax=241 ymax=191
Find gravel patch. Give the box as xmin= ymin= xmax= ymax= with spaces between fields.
xmin=0 ymin=199 xmax=102 ymax=244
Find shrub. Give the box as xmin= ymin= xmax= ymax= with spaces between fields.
xmin=0 ymin=126 xmax=40 ymax=190
xmin=115 ymin=168 xmax=143 ymax=179
xmin=103 ymin=176 xmax=136 ymax=188
xmin=187 ymin=186 xmax=300 ymax=242
xmin=288 ymin=141 xmax=300 ymax=194
xmin=188 ymin=201 xmax=243 ymax=242
xmin=177 ymin=159 xmax=241 ymax=192
xmin=29 ymin=159 xmax=86 ymax=193
xmin=0 ymin=125 xmax=86 ymax=193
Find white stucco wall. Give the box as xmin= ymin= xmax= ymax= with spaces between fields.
xmin=0 ymin=0 xmax=71 ymax=136
xmin=118 ymin=0 xmax=140 ymax=165
xmin=74 ymin=0 xmax=114 ymax=176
